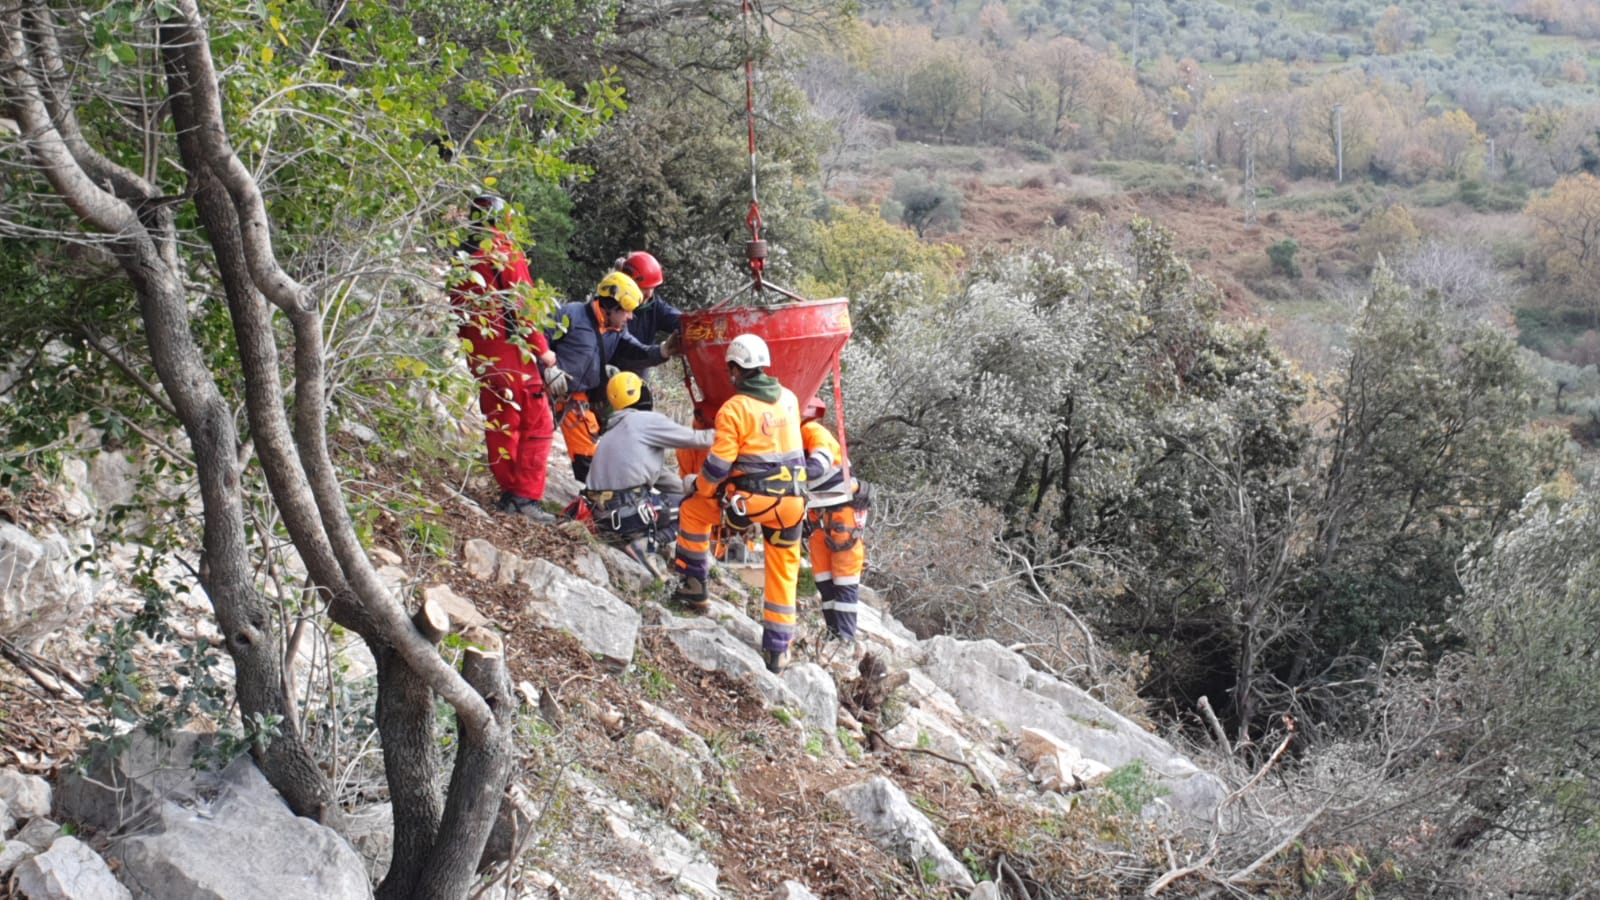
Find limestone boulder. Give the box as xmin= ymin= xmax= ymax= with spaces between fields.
xmin=11 ymin=836 xmax=130 ymax=900
xmin=779 ymin=663 xmax=838 ymax=735
xmin=419 ymin=583 xmax=491 ymax=631
xmin=112 ymin=756 xmax=371 ymax=900
xmin=825 ymin=776 xmax=974 ymax=892
xmin=654 ymin=613 xmax=799 ymax=710
xmin=920 ymin=637 xmax=1225 ymax=822
xmin=567 ymin=772 xmax=720 ymax=898
xmin=0 ymin=522 xmax=96 ymax=644
xmin=517 ymin=558 xmax=640 ymax=668
xmin=54 ymin=730 xmax=215 ymax=832
xmin=0 ymin=769 xmax=52 ymax=820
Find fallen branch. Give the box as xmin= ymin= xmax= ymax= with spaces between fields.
xmin=1146 ymin=715 xmax=1297 ymax=896
xmin=1197 ymin=695 xmax=1232 ymax=757
xmin=0 ymin=636 xmax=86 ymax=698
xmin=1225 ymin=800 xmax=1330 ymax=886
xmin=866 ymin=727 xmax=992 ymax=797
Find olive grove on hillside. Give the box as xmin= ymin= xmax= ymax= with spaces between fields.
xmin=0 ymin=0 xmax=616 ymax=894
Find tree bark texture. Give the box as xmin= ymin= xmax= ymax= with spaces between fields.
xmin=372 ymin=608 xmax=448 ymax=900
xmin=8 ymin=0 xmax=522 ymax=890
xmin=3 ymin=0 xmax=335 ymax=821
xmin=414 ymin=643 xmax=516 ymax=899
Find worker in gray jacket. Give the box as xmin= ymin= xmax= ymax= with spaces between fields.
xmin=583 ymin=371 xmax=714 ymax=572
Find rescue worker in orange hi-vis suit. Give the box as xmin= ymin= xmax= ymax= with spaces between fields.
xmin=673 ymin=334 xmax=808 ymax=674
xmin=801 ymin=396 xmax=868 ymax=646
xmin=447 ymin=194 xmax=560 ymax=524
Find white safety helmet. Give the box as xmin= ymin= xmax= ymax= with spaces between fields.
xmin=725 ymin=333 xmax=771 ymax=370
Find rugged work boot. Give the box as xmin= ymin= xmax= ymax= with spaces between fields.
xmin=670 ymin=576 xmax=710 ymax=614
xmin=498 ymin=492 xmax=557 ymax=524
xmin=762 ymin=647 xmax=790 ymax=675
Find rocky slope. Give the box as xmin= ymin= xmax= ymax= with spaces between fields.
xmin=0 ymin=442 xmax=1236 ymax=898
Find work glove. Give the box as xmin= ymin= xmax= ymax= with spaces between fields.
xmin=661 ymin=331 xmax=681 ymax=359
xmin=681 ymin=474 xmax=698 ymax=496
xmin=542 ymin=365 xmax=572 ymax=400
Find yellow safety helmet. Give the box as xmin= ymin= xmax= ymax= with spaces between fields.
xmin=595 ymin=271 xmax=643 ymax=312
xmin=606 ymin=370 xmax=645 ymax=411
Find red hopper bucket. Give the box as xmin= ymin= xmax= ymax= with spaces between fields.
xmin=679 ymin=298 xmax=851 ymax=425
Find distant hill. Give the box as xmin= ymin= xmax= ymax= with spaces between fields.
xmin=863 ymin=0 xmax=1600 ymax=111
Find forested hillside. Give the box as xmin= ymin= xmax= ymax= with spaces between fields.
xmin=3 ymin=0 xmax=1600 ymax=896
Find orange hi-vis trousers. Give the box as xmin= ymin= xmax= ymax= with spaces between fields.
xmin=557 ymin=390 xmax=601 ymax=481
xmin=676 ymin=492 xmax=807 ymax=653
xmin=807 ymin=503 xmax=864 ymax=641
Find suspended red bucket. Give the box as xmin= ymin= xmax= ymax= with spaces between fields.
xmin=679 ymin=298 xmax=852 ymax=425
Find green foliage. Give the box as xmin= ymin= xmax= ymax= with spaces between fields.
xmin=1101 ymin=760 xmax=1166 ymax=815
xmin=1089 ymin=160 xmax=1226 ymax=201
xmin=403 ymin=515 xmax=455 ymax=559
xmin=630 ymin=660 xmax=674 ymax=700
xmin=886 ymin=173 xmax=965 ymax=238
xmin=83 ymin=551 xmax=251 ymax=767
xmin=790 ymin=204 xmax=962 ymax=345
xmin=1260 ymin=183 xmax=1378 ymax=216
xmin=960 ymin=846 xmax=993 ymax=883
xmin=557 ymin=33 xmax=824 ymax=305
xmin=838 ymin=728 xmax=864 ymax=761
xmin=1295 ymin=265 xmax=1554 ymax=673
xmin=1267 ymin=237 xmax=1302 ymax=278
xmin=849 ymin=220 xmax=1308 ymax=701
xmin=1453 ymin=483 xmax=1600 ymax=889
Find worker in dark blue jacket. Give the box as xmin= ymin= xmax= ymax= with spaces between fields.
xmin=542 ymin=271 xmax=678 ymax=482
xmin=616 ymin=251 xmax=683 ymax=379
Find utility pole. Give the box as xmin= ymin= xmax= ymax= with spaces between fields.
xmin=1486 ymin=137 xmax=1496 ymax=181
xmin=1131 ymin=0 xmax=1140 ymax=70
xmin=1243 ymin=114 xmax=1261 ymax=225
xmin=1334 ymin=104 xmax=1344 ymax=184
xmin=1237 ymin=103 xmax=1266 ymax=226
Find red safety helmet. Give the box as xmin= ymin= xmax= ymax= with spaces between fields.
xmin=468 ymin=194 xmax=507 ymax=224
xmin=620 ymin=251 xmax=664 ymax=289
xmin=803 ymin=397 xmax=827 ymax=423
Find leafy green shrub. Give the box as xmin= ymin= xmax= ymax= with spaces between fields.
xmin=1007 ymin=138 xmax=1055 ymax=163
xmin=1261 ymin=183 xmax=1377 ymax=215
xmin=888 ymin=173 xmax=964 ymax=237
xmin=1268 ymin=238 xmax=1303 ymax=278
xmin=1457 ymin=178 xmax=1529 ymax=212
xmin=1407 ymin=180 xmax=1453 ymax=208
xmin=1088 ymin=160 xmax=1223 ymax=200
xmin=1102 ymin=760 xmax=1167 ymax=814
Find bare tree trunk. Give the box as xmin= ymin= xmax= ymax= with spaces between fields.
xmin=3 ymin=1 xmax=336 ymax=820
xmin=374 ymin=607 xmax=449 ymax=900
xmin=414 ymin=639 xmax=516 ymax=898
xmin=9 ymin=0 xmax=521 ymax=889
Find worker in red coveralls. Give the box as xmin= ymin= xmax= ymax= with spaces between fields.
xmin=447 ymin=195 xmax=559 ymax=523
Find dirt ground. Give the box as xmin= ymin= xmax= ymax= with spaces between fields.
xmin=361 ymin=467 xmax=942 ymax=896
xmin=0 ymin=456 xmax=961 ymax=897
